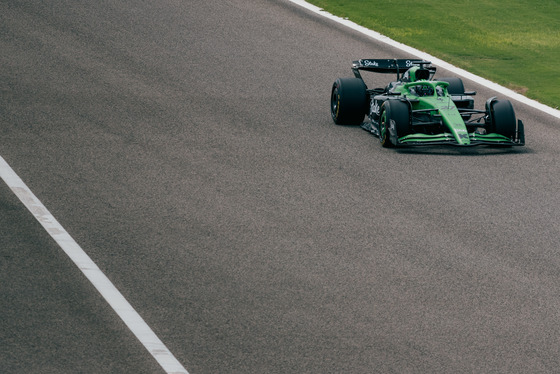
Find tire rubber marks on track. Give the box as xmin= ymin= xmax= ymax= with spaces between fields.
xmin=0 ymin=156 xmax=189 ymax=374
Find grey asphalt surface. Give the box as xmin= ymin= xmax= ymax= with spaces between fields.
xmin=2 ymin=0 xmax=560 ymax=373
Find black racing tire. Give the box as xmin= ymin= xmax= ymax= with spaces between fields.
xmin=379 ymin=100 xmax=410 ymax=148
xmin=438 ymin=77 xmax=465 ymax=95
xmin=490 ymin=99 xmax=517 ymax=138
xmin=331 ymin=78 xmax=367 ymax=125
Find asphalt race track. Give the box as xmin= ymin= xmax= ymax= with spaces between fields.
xmin=2 ymin=1 xmax=560 ymax=373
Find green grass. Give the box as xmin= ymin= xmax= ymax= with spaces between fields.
xmin=307 ymin=0 xmax=560 ymax=108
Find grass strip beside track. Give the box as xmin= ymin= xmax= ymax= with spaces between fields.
xmin=306 ymin=0 xmax=560 ymax=108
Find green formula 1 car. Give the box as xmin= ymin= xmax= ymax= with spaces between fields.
xmin=330 ymin=59 xmax=525 ymax=147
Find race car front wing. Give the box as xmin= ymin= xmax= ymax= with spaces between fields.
xmin=362 ymin=120 xmax=525 ymax=147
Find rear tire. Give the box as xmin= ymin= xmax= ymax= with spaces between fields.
xmin=438 ymin=77 xmax=465 ymax=95
xmin=331 ymin=78 xmax=367 ymax=125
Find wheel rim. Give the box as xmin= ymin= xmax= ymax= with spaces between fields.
xmin=331 ymin=87 xmax=339 ymax=119
xmin=380 ymin=110 xmax=387 ymax=142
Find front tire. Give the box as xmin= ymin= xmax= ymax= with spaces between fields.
xmin=379 ymin=100 xmax=410 ymax=148
xmin=489 ymin=99 xmax=516 ymax=138
xmin=331 ymin=78 xmax=367 ymax=125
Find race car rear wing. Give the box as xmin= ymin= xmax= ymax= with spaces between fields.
xmin=352 ymin=59 xmax=435 ymax=81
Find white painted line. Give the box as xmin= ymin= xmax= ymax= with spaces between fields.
xmin=289 ymin=0 xmax=560 ymax=120
xmin=0 ymin=156 xmax=189 ymax=374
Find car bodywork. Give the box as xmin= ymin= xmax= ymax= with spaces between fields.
xmin=331 ymin=59 xmax=525 ymax=147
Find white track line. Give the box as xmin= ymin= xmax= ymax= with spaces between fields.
xmin=289 ymin=0 xmax=560 ymax=120
xmin=0 ymin=156 xmax=189 ymax=374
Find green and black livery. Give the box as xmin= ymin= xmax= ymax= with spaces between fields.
xmin=331 ymin=59 xmax=525 ymax=147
